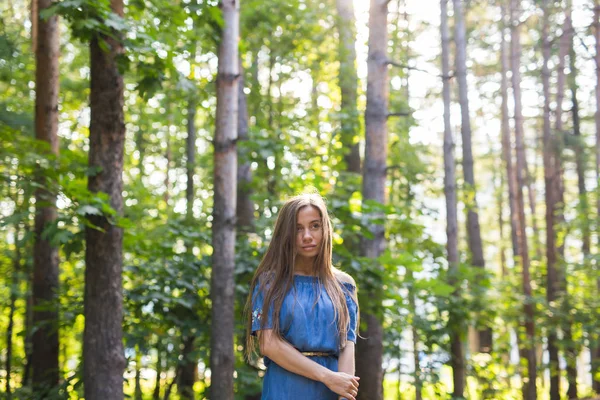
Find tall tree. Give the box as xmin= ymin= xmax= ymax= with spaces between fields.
xmin=209 ymin=0 xmax=239 ymax=398
xmin=500 ymin=1 xmax=519 ymax=262
xmin=83 ymin=0 xmax=127 ymax=398
xmin=441 ymin=0 xmax=464 ymax=395
xmin=510 ymin=0 xmax=537 ymax=398
xmin=356 ymin=1 xmax=388 ymax=399
xmin=237 ymin=58 xmax=255 ymax=231
xmin=541 ymin=0 xmax=563 ymax=397
xmin=335 ymin=0 xmax=361 ymax=173
xmin=453 ymin=0 xmax=491 ymax=354
xmin=593 ymin=0 xmax=600 ymax=393
xmin=32 ymin=0 xmax=60 ymax=393
xmin=180 ymin=46 xmax=199 ymax=400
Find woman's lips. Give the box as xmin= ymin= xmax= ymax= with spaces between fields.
xmin=302 ymin=245 xmax=316 ymax=250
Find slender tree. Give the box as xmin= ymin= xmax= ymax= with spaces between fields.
xmin=237 ymin=58 xmax=255 ymax=231
xmin=356 ymin=1 xmax=388 ymax=399
xmin=32 ymin=0 xmax=60 ymax=393
xmin=441 ymin=0 xmax=464 ymax=396
xmin=510 ymin=1 xmax=537 ymax=398
xmin=336 ymin=0 xmax=361 ymax=173
xmin=541 ymin=0 xmax=562 ymax=397
xmin=83 ymin=0 xmax=127 ymax=398
xmin=500 ymin=1 xmax=519 ymax=261
xmin=209 ymin=0 xmax=239 ymax=398
xmin=593 ymin=0 xmax=600 ymax=392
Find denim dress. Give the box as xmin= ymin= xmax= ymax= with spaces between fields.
xmin=251 ymin=274 xmax=358 ymax=400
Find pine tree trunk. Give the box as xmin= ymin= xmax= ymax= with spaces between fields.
xmin=541 ymin=1 xmax=561 ymax=398
xmin=186 ymin=98 xmax=196 ymax=218
xmin=554 ymin=4 xmax=578 ymax=398
xmin=336 ymin=0 xmax=361 ymax=174
xmin=356 ymin=1 xmax=388 ymax=399
xmin=452 ymin=0 xmax=491 ymax=354
xmin=510 ymin=1 xmax=537 ymax=399
xmin=209 ymin=1 xmax=239 ymax=398
xmin=237 ymin=58 xmax=255 ymax=231
xmin=179 ymin=336 xmax=197 ymax=400
xmin=84 ymin=1 xmax=127 ymax=398
xmin=500 ymin=2 xmax=519 ymax=260
xmin=135 ymin=348 xmax=143 ymax=400
xmin=153 ymin=339 xmax=162 ymax=400
xmin=441 ymin=0 xmax=464 ymax=396
xmin=32 ymin=0 xmax=60 ymax=393
xmin=593 ymin=1 xmax=600 ymax=392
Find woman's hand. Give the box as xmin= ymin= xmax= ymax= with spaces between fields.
xmin=322 ymin=370 xmax=360 ymax=400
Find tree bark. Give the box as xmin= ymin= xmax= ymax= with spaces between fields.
xmin=153 ymin=339 xmax=162 ymax=400
xmin=453 ymin=0 xmax=491 ymax=354
xmin=356 ymin=1 xmax=388 ymax=399
xmin=594 ymin=0 xmax=600 ymax=392
xmin=179 ymin=336 xmax=197 ymax=400
xmin=237 ymin=58 xmax=255 ymax=231
xmin=541 ymin=1 xmax=561 ymax=398
xmin=441 ymin=0 xmax=464 ymax=396
xmin=135 ymin=348 xmax=143 ymax=400
xmin=510 ymin=1 xmax=537 ymax=399
xmin=84 ymin=1 xmax=127 ymax=398
xmin=32 ymin=0 xmax=60 ymax=393
xmin=500 ymin=2 xmax=519 ymax=261
xmin=336 ymin=0 xmax=361 ymax=174
xmin=209 ymin=1 xmax=239 ymax=399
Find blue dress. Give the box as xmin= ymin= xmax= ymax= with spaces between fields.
xmin=251 ymin=274 xmax=358 ymax=400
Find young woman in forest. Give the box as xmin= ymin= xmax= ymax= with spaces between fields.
xmin=244 ymin=193 xmax=360 ymax=400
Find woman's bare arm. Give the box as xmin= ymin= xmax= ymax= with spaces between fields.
xmin=337 ymin=342 xmax=356 ymax=400
xmin=258 ymin=330 xmax=360 ymax=400
xmin=338 ymin=341 xmax=355 ymax=375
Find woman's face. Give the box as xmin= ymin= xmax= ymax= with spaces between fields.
xmin=295 ymin=205 xmax=323 ymax=259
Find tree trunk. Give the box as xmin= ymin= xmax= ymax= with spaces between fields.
xmin=356 ymin=2 xmax=388 ymax=399
xmin=510 ymin=1 xmax=537 ymax=399
xmin=336 ymin=0 xmax=361 ymax=174
xmin=179 ymin=336 xmax=197 ymax=400
xmin=31 ymin=0 xmax=38 ymax=53
xmin=441 ymin=0 xmax=464 ymax=396
xmin=84 ymin=1 xmax=127 ymax=398
xmin=153 ymin=339 xmax=162 ymax=400
xmin=594 ymin=1 xmax=600 ymax=392
xmin=179 ymin=77 xmax=198 ymax=400
xmin=135 ymin=348 xmax=143 ymax=400
xmin=500 ymin=2 xmax=519 ymax=261
xmin=541 ymin=1 xmax=561 ymax=398
xmin=32 ymin=0 xmax=60 ymax=393
xmin=209 ymin=1 xmax=239 ymax=398
xmin=453 ymin=0 xmax=491 ymax=354
xmin=511 ymin=0 xmax=538 ymax=396
xmin=553 ymin=4 xmax=578 ymax=398
xmin=237 ymin=58 xmax=255 ymax=232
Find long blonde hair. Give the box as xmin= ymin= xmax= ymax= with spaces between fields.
xmin=244 ymin=193 xmax=354 ymax=359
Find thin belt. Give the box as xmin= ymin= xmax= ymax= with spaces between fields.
xmin=300 ymin=351 xmax=337 ymax=358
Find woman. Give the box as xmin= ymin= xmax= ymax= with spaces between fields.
xmin=244 ymin=193 xmax=360 ymax=400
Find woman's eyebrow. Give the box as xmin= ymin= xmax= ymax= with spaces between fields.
xmin=296 ymin=219 xmax=321 ymax=225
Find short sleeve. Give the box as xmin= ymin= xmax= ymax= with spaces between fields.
xmin=342 ymin=282 xmax=358 ymax=343
xmin=251 ymin=281 xmax=274 ymax=335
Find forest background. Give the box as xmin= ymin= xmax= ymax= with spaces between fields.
xmin=2 ymin=0 xmax=600 ymax=399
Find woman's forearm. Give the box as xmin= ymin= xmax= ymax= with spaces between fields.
xmin=260 ymin=332 xmax=333 ymax=383
xmin=338 ymin=342 xmax=355 ymax=375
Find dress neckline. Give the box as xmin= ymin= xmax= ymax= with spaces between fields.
xmin=293 ymin=274 xmax=319 ymax=282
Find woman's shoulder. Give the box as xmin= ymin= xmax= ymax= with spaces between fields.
xmin=332 ymin=267 xmax=356 ymax=288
